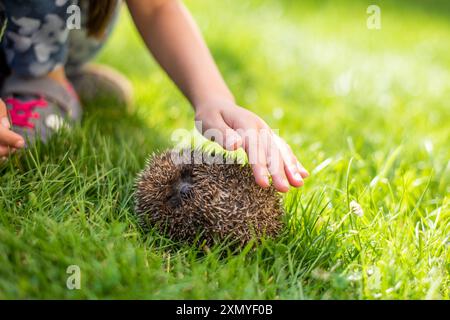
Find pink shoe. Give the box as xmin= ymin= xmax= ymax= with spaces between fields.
xmin=1 ymin=75 xmax=82 ymax=144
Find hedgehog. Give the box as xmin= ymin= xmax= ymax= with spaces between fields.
xmin=134 ymin=148 xmax=284 ymax=246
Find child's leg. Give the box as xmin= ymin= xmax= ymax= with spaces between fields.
xmin=65 ymin=1 xmax=133 ymax=106
xmin=0 ymin=0 xmax=82 ymax=143
xmin=65 ymin=0 xmax=121 ymax=74
xmin=0 ymin=0 xmax=129 ymax=144
xmin=0 ymin=0 xmax=76 ymax=78
xmin=0 ymin=0 xmax=122 ymax=80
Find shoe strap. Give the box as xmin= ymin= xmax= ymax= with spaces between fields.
xmin=1 ymin=75 xmax=82 ymax=122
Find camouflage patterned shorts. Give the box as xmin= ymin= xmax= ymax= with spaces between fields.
xmin=0 ymin=0 xmax=120 ymax=78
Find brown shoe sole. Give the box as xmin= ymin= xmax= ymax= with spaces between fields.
xmin=68 ymin=64 xmax=134 ymax=108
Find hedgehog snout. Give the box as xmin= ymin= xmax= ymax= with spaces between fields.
xmin=178 ymin=182 xmax=192 ymax=200
xmin=167 ymin=180 xmax=193 ymax=208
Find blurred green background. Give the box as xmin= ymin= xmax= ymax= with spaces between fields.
xmin=0 ymin=0 xmax=448 ymax=299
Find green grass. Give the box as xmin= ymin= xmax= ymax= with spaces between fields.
xmin=0 ymin=0 xmax=449 ymax=299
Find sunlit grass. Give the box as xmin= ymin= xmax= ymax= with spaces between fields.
xmin=0 ymin=0 xmax=448 ymax=299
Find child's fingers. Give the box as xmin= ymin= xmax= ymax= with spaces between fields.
xmin=237 ymin=124 xmax=291 ymax=192
xmin=0 ymin=98 xmax=6 ymax=113
xmin=0 ymin=126 xmax=25 ymax=149
xmin=283 ymin=157 xmax=304 ymax=188
xmin=0 ymin=100 xmax=24 ymax=149
xmin=273 ymin=134 xmax=309 ymax=187
xmin=199 ymin=115 xmax=242 ymax=151
xmin=222 ymin=125 xmax=242 ymax=151
xmin=286 ymin=141 xmax=309 ymax=178
xmin=251 ymin=163 xmax=271 ymax=189
xmin=269 ymin=156 xmax=290 ymax=192
xmin=0 ymin=99 xmax=12 ymax=130
xmin=0 ymin=99 xmax=9 ymax=123
xmin=274 ymin=136 xmax=303 ymax=186
xmin=264 ymin=132 xmax=290 ymax=192
xmin=0 ymin=145 xmax=16 ymax=157
xmin=0 ymin=145 xmax=8 ymax=156
xmin=238 ymin=127 xmax=270 ymax=188
xmin=1 ymin=117 xmax=10 ymax=129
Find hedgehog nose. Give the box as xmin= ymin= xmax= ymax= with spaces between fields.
xmin=179 ymin=182 xmax=192 ymax=200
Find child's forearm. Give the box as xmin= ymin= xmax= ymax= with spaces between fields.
xmin=126 ymin=0 xmax=309 ymax=193
xmin=126 ymin=0 xmax=234 ymax=108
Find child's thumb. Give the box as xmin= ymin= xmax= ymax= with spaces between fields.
xmin=0 ymin=99 xmax=7 ymax=116
xmin=0 ymin=99 xmax=10 ymax=129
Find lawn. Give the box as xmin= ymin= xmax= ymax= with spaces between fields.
xmin=0 ymin=0 xmax=449 ymax=299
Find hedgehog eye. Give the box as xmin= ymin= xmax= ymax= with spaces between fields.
xmin=167 ymin=193 xmax=181 ymax=208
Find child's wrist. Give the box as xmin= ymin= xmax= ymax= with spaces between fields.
xmin=193 ymin=94 xmax=236 ymax=113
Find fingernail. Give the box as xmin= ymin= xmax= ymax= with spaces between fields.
xmin=297 ymin=162 xmax=309 ymax=177
xmin=1 ymin=117 xmax=10 ymax=129
xmin=15 ymin=140 xmax=25 ymax=148
xmin=290 ymin=165 xmax=304 ymax=182
xmin=294 ymin=172 xmax=303 ymax=182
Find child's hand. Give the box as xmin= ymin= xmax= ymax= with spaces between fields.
xmin=194 ymin=98 xmax=309 ymax=192
xmin=127 ymin=0 xmax=308 ymax=192
xmin=0 ymin=99 xmax=25 ymax=160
